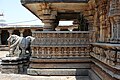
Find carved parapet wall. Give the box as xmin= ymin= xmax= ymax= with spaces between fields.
xmin=27 ymin=31 xmax=93 ymax=75
xmin=91 ymin=43 xmax=120 ymax=79
xmin=32 ymin=31 xmax=91 ymax=46
xmin=31 ymin=31 xmax=92 ymax=59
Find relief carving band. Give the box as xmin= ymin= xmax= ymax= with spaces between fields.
xmin=7 ymin=35 xmax=35 ymax=57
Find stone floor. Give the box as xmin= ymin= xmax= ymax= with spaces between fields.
xmin=0 ymin=74 xmax=91 ymax=80
xmin=0 ymin=51 xmax=9 ymax=58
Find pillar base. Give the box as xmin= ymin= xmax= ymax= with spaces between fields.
xmin=1 ymin=57 xmax=29 ymax=74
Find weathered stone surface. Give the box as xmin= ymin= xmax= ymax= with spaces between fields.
xmin=27 ymin=69 xmax=89 ymax=76
xmin=1 ymin=57 xmax=29 ymax=74
xmin=1 ymin=0 xmax=118 ymax=79
xmin=0 ymin=74 xmax=91 ymax=80
xmin=1 ymin=68 xmax=19 ymax=74
xmin=92 ymin=59 xmax=120 ymax=80
xmin=88 ymin=70 xmax=101 ymax=80
xmin=30 ymin=58 xmax=91 ymax=63
xmin=29 ymin=63 xmax=91 ymax=69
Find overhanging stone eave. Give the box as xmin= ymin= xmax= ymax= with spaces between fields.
xmin=21 ymin=4 xmax=41 ymax=21
xmin=21 ymin=0 xmax=89 ymax=4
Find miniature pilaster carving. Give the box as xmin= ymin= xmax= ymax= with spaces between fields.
xmin=109 ymin=0 xmax=120 ymax=40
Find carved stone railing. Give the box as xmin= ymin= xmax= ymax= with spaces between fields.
xmin=31 ymin=31 xmax=92 ymax=59
xmin=91 ymin=43 xmax=120 ymax=69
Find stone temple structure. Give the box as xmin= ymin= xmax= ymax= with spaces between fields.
xmin=1 ymin=0 xmax=120 ymax=80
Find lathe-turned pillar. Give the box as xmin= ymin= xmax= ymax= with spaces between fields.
xmin=43 ymin=19 xmax=56 ymax=31
xmin=19 ymin=29 xmax=24 ymax=37
xmin=40 ymin=9 xmax=58 ymax=31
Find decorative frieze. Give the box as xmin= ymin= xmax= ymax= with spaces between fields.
xmin=32 ymin=31 xmax=91 ymax=46
xmin=31 ymin=31 xmax=92 ymax=59
xmin=31 ymin=47 xmax=90 ymax=59
xmin=91 ymin=43 xmax=120 ymax=68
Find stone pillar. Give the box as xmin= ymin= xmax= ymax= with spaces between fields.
xmin=55 ymin=28 xmax=61 ymax=31
xmin=19 ymin=29 xmax=24 ymax=37
xmin=8 ymin=30 xmax=13 ymax=36
xmin=0 ymin=30 xmax=2 ymax=45
xmin=99 ymin=1 xmax=107 ymax=42
xmin=43 ymin=19 xmax=55 ymax=31
xmin=99 ymin=15 xmax=105 ymax=42
xmin=40 ymin=9 xmax=57 ymax=31
xmin=93 ymin=8 xmax=100 ymax=42
xmin=68 ymin=27 xmax=73 ymax=31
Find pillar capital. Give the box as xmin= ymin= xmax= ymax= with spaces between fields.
xmin=0 ymin=30 xmax=1 ymax=44
xmin=8 ymin=30 xmax=13 ymax=33
xmin=8 ymin=30 xmax=13 ymax=36
xmin=55 ymin=28 xmax=60 ymax=31
xmin=68 ymin=27 xmax=74 ymax=31
xmin=40 ymin=13 xmax=58 ymax=31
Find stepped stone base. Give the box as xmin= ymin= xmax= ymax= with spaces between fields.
xmin=1 ymin=57 xmax=29 ymax=74
xmin=28 ymin=57 xmax=92 ymax=76
xmin=27 ymin=69 xmax=89 ymax=76
xmin=29 ymin=63 xmax=91 ymax=69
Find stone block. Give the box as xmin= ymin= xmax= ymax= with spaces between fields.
xmin=1 ymin=57 xmax=29 ymax=74
xmin=29 ymin=63 xmax=91 ymax=69
xmin=27 ymin=69 xmax=89 ymax=76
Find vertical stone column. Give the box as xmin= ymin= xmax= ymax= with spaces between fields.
xmin=93 ymin=8 xmax=100 ymax=42
xmin=68 ymin=27 xmax=74 ymax=31
xmin=99 ymin=1 xmax=107 ymax=42
xmin=99 ymin=15 xmax=105 ymax=41
xmin=43 ymin=19 xmax=55 ymax=31
xmin=40 ymin=9 xmax=58 ymax=31
xmin=19 ymin=29 xmax=24 ymax=37
xmin=0 ymin=30 xmax=2 ymax=45
xmin=8 ymin=30 xmax=13 ymax=36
